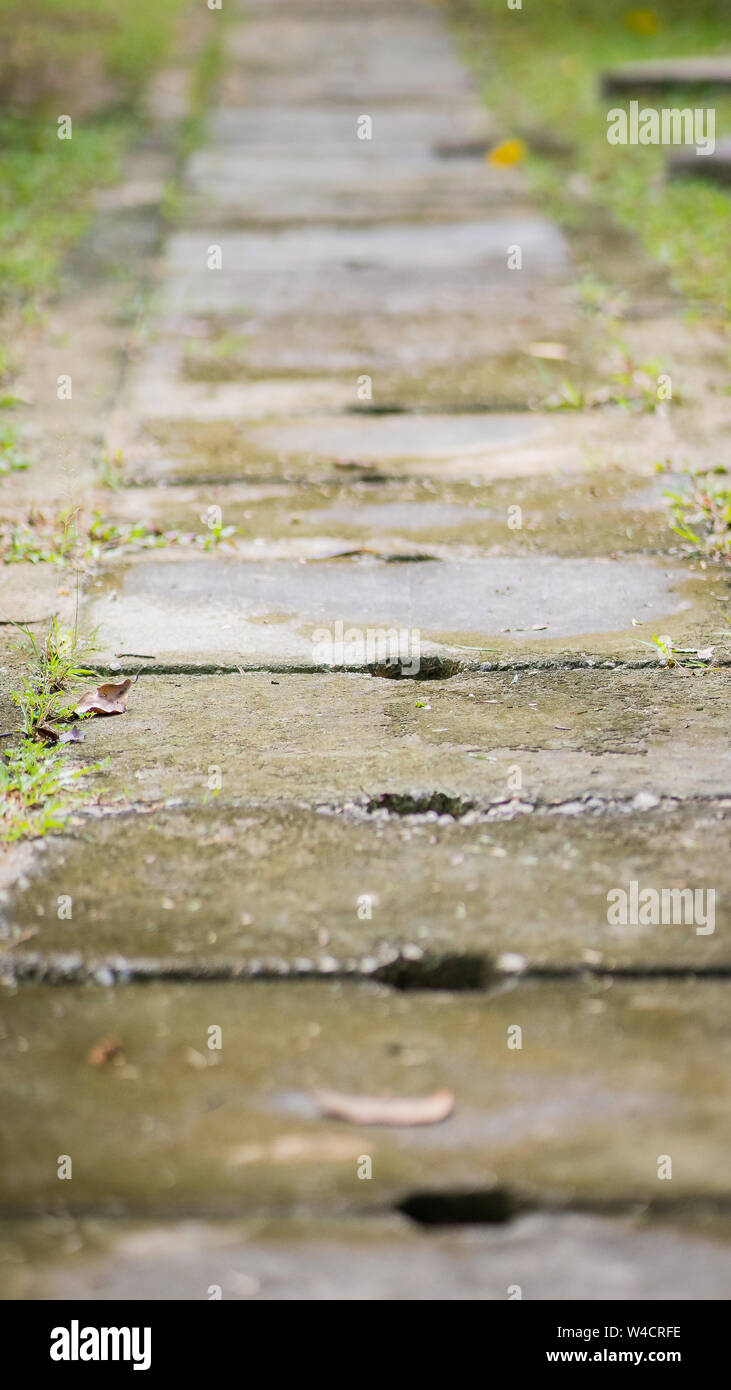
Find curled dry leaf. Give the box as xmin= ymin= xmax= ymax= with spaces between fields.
xmin=59 ymin=725 xmax=85 ymax=744
xmin=75 ymin=677 xmax=132 ymax=717
xmin=88 ymin=1037 xmax=124 ymax=1067
xmin=36 ymin=723 xmax=60 ymax=744
xmin=312 ymin=1086 xmax=454 ymax=1127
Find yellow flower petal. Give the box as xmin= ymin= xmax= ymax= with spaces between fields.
xmin=487 ymin=138 xmax=526 ymax=167
xmin=623 ymin=9 xmax=660 ymax=35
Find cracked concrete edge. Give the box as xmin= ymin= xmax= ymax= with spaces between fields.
xmin=90 ymin=658 xmax=731 ymax=676
xmin=3 ymin=948 xmax=730 ymax=989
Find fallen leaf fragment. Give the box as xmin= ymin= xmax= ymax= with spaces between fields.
xmin=229 ymin=1133 xmax=363 ymax=1167
xmin=36 ymin=723 xmax=60 ymax=744
xmin=312 ymin=1086 xmax=454 ymax=1127
xmin=88 ymin=1037 xmax=124 ymax=1067
xmin=75 ymin=677 xmax=132 ymax=717
xmin=4 ymin=928 xmax=39 ymax=950
xmin=526 ymin=341 xmax=568 ymax=361
xmin=59 ymin=726 xmax=85 ymax=744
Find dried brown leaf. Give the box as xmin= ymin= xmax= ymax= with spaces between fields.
xmin=312 ymin=1086 xmax=454 ymax=1127
xmin=36 ymin=723 xmax=60 ymax=744
xmin=75 ymin=677 xmax=132 ymax=717
xmin=88 ymin=1037 xmax=124 ymax=1067
xmin=59 ymin=726 xmax=85 ymax=744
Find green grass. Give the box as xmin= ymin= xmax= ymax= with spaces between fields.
xmin=0 ymin=0 xmax=190 ymax=327
xmin=0 ymin=738 xmax=101 ymax=842
xmin=0 ymin=617 xmax=106 ymax=841
xmin=8 ymin=616 xmax=99 ymax=738
xmin=0 ymin=419 xmax=31 ymax=473
xmin=461 ymin=0 xmax=731 ymax=315
xmin=661 ymin=465 xmax=730 ymax=561
xmin=0 ymin=507 xmax=238 ymax=567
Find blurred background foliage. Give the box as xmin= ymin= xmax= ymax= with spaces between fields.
xmin=0 ymin=0 xmax=189 ymax=315
xmin=462 ymin=0 xmax=731 ymax=315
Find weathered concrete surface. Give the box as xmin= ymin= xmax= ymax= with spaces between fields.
xmin=119 ymin=407 xmax=708 ymax=488
xmin=219 ymin=13 xmax=479 ymax=105
xmin=669 ymin=138 xmax=731 ymax=189
xmin=206 ymin=105 xmax=496 ymax=148
xmin=120 ymin=314 xmax=598 ymax=412
xmin=158 ymin=222 xmax=570 ymax=321
xmin=167 ymin=222 xmax=568 ymax=279
xmin=107 ymin=470 xmax=675 ymax=557
xmin=601 ymin=56 xmax=731 ymax=96
xmin=2 ymin=668 xmax=727 ymax=972
xmin=2 ymin=800 xmax=727 ymax=972
xmin=80 ymin=550 xmax=723 ymax=666
xmin=0 ymin=566 xmax=68 ymax=630
xmin=3 ymin=1211 xmax=731 ymax=1300
xmin=3 ymin=668 xmax=726 ymax=805
xmin=0 ymin=980 xmax=728 ymax=1214
xmin=174 ymin=325 xmax=591 ymax=397
xmin=184 ymin=151 xmax=526 ymax=223
xmin=3 ymin=0 xmax=729 ymax=1302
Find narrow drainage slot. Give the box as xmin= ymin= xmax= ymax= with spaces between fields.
xmin=370 ymin=656 xmax=463 ymax=680
xmin=397 ymin=1188 xmax=520 ymax=1226
xmin=433 ymin=140 xmax=491 ymax=159
xmin=365 ymin=791 xmax=476 ymax=816
xmin=374 ymin=952 xmax=493 ymax=992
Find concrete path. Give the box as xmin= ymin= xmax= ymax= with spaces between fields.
xmin=1 ymin=0 xmax=729 ymax=1299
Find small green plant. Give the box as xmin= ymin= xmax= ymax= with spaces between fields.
xmin=9 ymin=617 xmax=98 ymax=740
xmin=202 ymin=519 xmax=237 ymax=550
xmin=636 ymin=632 xmax=717 ymax=669
xmin=94 ymin=448 xmax=126 ymax=490
xmin=2 ymin=508 xmax=239 ymax=567
xmin=0 ymin=738 xmax=101 ymax=843
xmin=544 ymin=343 xmax=670 ymax=413
xmin=1 ymin=618 xmax=106 ymax=842
xmin=3 ymin=507 xmax=81 ymax=565
xmin=662 ymin=468 xmax=730 ymax=563
xmin=0 ymin=421 xmax=30 ymax=474
xmin=544 ymin=377 xmax=588 ymax=411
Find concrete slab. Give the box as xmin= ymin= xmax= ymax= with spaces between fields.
xmin=221 ymin=18 xmax=474 ymax=102
xmin=127 ymin=408 xmax=687 ymax=485
xmin=601 ymin=57 xmax=731 ymax=97
xmin=3 ymin=665 xmax=726 ymax=808
xmin=79 ymin=550 xmax=719 ymax=665
xmin=117 ymin=354 xmax=358 ymax=426
xmin=184 ymin=153 xmax=525 ymax=223
xmin=166 ymin=219 xmax=561 ymax=273
xmin=121 ymin=296 xmax=591 ymax=411
xmin=104 ymin=469 xmax=674 ymax=559
xmin=158 ymin=220 xmax=570 ymax=319
xmin=0 ymin=566 xmax=67 ymax=634
xmin=157 ymin=280 xmax=571 ymax=334
xmin=0 ymin=979 xmax=729 ymax=1215
xmin=207 ymin=104 xmax=494 ymax=149
xmin=3 ymin=1211 xmax=731 ymax=1300
xmin=669 ymin=137 xmax=731 ymax=188
xmin=2 ymin=795 xmax=728 ymax=972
